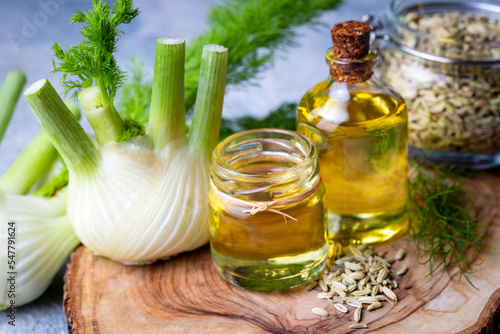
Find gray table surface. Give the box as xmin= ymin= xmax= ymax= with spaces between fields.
xmin=0 ymin=0 xmax=389 ymax=332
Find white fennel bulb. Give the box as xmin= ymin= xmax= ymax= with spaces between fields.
xmin=25 ymin=41 xmax=228 ymax=264
xmin=69 ymin=137 xmax=210 ymax=263
xmin=0 ymin=189 xmax=79 ymax=309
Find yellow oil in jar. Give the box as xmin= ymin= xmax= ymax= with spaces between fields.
xmin=209 ymin=162 xmax=328 ymax=291
xmin=298 ymin=80 xmax=408 ymax=244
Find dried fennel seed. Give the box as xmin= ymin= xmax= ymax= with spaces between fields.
xmin=396 ymin=249 xmax=405 ymax=261
xmin=367 ymin=302 xmax=382 ymax=311
xmin=397 ymin=265 xmax=408 ymax=276
xmin=380 ymin=11 xmax=500 ymax=154
xmin=312 ymin=307 xmax=329 ymax=317
xmin=334 ymin=304 xmax=348 ymax=313
xmin=308 ymin=244 xmax=405 ymax=328
xmin=354 ymin=307 xmax=362 ymax=322
xmin=306 ymin=281 xmax=318 ymax=291
xmin=350 ymin=324 xmax=368 ymax=329
xmin=347 ymin=300 xmax=362 ymax=309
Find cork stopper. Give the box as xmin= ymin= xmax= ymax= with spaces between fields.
xmin=331 ymin=21 xmax=371 ymax=60
xmin=329 ymin=21 xmax=374 ymax=84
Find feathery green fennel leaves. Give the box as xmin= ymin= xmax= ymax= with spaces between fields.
xmin=52 ymin=0 xmax=139 ymax=108
xmin=118 ymin=0 xmax=341 ymax=121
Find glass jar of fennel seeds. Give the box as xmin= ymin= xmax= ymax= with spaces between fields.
xmin=209 ymin=129 xmax=328 ymax=291
xmin=372 ymin=0 xmax=500 ymax=169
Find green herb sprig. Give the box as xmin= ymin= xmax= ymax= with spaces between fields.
xmin=407 ymin=163 xmax=491 ymax=289
xmin=184 ymin=0 xmax=341 ymax=111
xmin=118 ymin=0 xmax=341 ymax=122
xmin=118 ymin=57 xmax=152 ymax=124
xmin=52 ymin=0 xmax=142 ymax=144
xmin=52 ymin=0 xmax=139 ymax=108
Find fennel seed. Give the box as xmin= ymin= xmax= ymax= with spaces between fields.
xmin=350 ymin=324 xmax=368 ymax=329
xmin=317 ymin=292 xmax=332 ymax=299
xmin=308 ymin=243 xmax=402 ymax=325
xmin=345 ymin=261 xmax=363 ymax=271
xmin=377 ymin=268 xmax=388 ymax=283
xmin=367 ymin=302 xmax=382 ymax=311
xmin=397 ymin=265 xmax=408 ymax=276
xmin=332 ymin=281 xmax=348 ymax=292
xmin=319 ymin=279 xmax=328 ymax=292
xmin=382 ymin=286 xmax=398 ymax=301
xmin=312 ymin=307 xmax=329 ymax=317
xmin=395 ymin=249 xmax=405 ymax=261
xmin=334 ymin=303 xmax=348 ymax=313
xmin=347 ymin=300 xmax=362 ymax=309
xmin=351 ymin=289 xmax=371 ymax=296
xmin=354 ymin=307 xmax=362 ymax=323
xmin=350 ymin=271 xmax=366 ymax=280
xmin=306 ymin=281 xmax=318 ymax=291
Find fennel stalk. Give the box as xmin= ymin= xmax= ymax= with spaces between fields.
xmin=0 ymin=70 xmax=26 ymax=143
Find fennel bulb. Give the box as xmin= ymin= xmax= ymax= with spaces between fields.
xmin=0 ymin=189 xmax=79 ymax=308
xmin=25 ymin=42 xmax=228 ymax=264
xmin=68 ymin=136 xmax=210 ymax=264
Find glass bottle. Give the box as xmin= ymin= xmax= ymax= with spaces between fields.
xmin=209 ymin=129 xmax=328 ymax=291
xmin=297 ymin=21 xmax=408 ymax=244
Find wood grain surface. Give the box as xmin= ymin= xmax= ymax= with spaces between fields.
xmin=63 ymin=173 xmax=500 ymax=334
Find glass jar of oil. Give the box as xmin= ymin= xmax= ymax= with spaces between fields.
xmin=297 ymin=21 xmax=408 ymax=245
xmin=209 ymin=129 xmax=328 ymax=291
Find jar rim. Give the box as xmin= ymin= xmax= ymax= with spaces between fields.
xmin=212 ymin=128 xmax=317 ymax=182
xmin=385 ymin=0 xmax=500 ymax=63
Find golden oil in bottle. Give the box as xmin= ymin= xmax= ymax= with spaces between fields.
xmin=297 ymin=21 xmax=408 ymax=245
xmin=209 ymin=129 xmax=328 ymax=291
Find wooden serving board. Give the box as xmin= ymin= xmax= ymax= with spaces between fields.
xmin=63 ymin=173 xmax=500 ymax=334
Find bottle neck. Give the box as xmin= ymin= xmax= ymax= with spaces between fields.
xmin=325 ymin=47 xmax=378 ymax=84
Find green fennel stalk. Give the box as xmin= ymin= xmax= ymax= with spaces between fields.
xmin=24 ymin=80 xmax=99 ymax=177
xmin=0 ymin=70 xmax=26 ymax=142
xmin=149 ymin=38 xmax=186 ymax=151
xmin=188 ymin=45 xmax=228 ymax=158
xmin=0 ymin=84 xmax=80 ymax=195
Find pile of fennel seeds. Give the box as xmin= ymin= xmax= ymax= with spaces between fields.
xmin=308 ymin=243 xmax=408 ymax=329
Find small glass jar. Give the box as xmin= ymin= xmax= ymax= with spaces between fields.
xmin=209 ymin=129 xmax=328 ymax=291
xmin=374 ymin=0 xmax=500 ymax=169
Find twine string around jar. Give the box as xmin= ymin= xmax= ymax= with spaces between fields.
xmin=210 ymin=177 xmax=322 ymax=222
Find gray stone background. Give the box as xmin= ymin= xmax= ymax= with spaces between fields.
xmin=0 ymin=0 xmax=389 ymax=332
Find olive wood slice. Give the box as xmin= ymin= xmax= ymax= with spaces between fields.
xmin=63 ymin=173 xmax=500 ymax=333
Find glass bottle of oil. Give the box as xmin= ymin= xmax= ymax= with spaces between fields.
xmin=209 ymin=129 xmax=328 ymax=291
xmin=297 ymin=21 xmax=408 ymax=244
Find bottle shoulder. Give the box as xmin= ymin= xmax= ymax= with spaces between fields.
xmin=298 ymin=77 xmax=407 ymax=127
